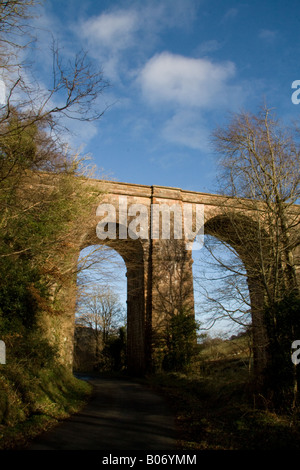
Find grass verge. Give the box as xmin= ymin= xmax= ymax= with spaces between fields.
xmin=0 ymin=363 xmax=92 ymax=450
xmin=145 ymin=337 xmax=300 ymax=450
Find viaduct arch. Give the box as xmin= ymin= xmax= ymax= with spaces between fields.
xmin=57 ymin=180 xmax=299 ymax=377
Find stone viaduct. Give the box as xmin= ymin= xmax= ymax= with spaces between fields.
xmin=57 ymin=179 xmax=299 ymax=377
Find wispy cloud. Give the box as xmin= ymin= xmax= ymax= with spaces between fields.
xmin=78 ymin=1 xmax=198 ymax=82
xmin=162 ymin=111 xmax=212 ymax=151
xmin=259 ymin=29 xmax=277 ymax=43
xmin=196 ymin=39 xmax=223 ymax=55
xmin=222 ymin=7 xmax=238 ymax=23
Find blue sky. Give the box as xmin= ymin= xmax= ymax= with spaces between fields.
xmin=32 ymin=0 xmax=300 ymax=194
xmin=29 ymin=0 xmax=300 ymax=335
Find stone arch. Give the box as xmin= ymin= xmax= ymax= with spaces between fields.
xmin=199 ymin=212 xmax=269 ymax=377
xmin=79 ymin=223 xmax=148 ymax=375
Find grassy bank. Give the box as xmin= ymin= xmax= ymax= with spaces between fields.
xmin=146 ymin=335 xmax=300 ymax=450
xmin=3 ymin=333 xmax=300 ymax=451
xmin=0 ymin=364 xmax=92 ymax=450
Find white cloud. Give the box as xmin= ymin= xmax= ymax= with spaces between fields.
xmin=136 ymin=52 xmax=247 ymax=150
xmin=82 ymin=10 xmax=139 ymax=51
xmin=74 ymin=4 xmax=245 ymax=153
xmin=78 ymin=2 xmax=199 ymax=83
xmin=138 ymin=52 xmax=236 ymax=109
xmin=79 ymin=9 xmax=141 ymax=83
xmin=81 ymin=1 xmax=197 ymax=50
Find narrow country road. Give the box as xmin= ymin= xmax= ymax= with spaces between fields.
xmin=24 ymin=376 xmax=177 ymax=450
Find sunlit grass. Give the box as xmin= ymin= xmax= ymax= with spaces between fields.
xmin=145 ymin=335 xmax=300 ymax=450
xmin=0 ymin=365 xmax=92 ymax=449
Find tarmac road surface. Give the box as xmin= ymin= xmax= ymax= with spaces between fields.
xmin=23 ymin=376 xmax=177 ymax=451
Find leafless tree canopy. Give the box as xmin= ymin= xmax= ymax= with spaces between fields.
xmin=0 ymin=0 xmax=110 ymax=148
xmin=193 ymin=106 xmax=299 ymax=369
xmin=76 ymin=286 xmax=125 ymax=348
xmin=213 ymin=107 xmax=300 ymax=205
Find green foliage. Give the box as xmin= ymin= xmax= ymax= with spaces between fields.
xmin=263 ymin=293 xmax=300 ymax=409
xmin=0 ymin=113 xmax=100 ymax=448
xmin=0 ymin=0 xmax=108 ymax=448
xmin=96 ymin=327 xmax=127 ymax=372
xmin=160 ymin=310 xmax=199 ymax=372
xmin=0 ymin=363 xmax=92 ymax=449
xmin=0 ymin=114 xmax=100 ymax=328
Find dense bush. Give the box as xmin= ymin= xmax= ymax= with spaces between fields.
xmin=263 ymin=293 xmax=300 ymax=410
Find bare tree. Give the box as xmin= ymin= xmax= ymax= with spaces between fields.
xmin=0 ymin=0 xmax=110 ymax=157
xmin=211 ymin=107 xmax=300 ymax=307
xmin=76 ymin=286 xmax=125 ymax=362
xmin=195 ymin=105 xmax=300 ymax=405
xmin=0 ymin=0 xmax=37 ymax=60
xmin=0 ymin=0 xmax=111 ymax=292
xmin=193 ymin=234 xmax=251 ymax=334
xmin=77 ymin=245 xmax=127 ymax=291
